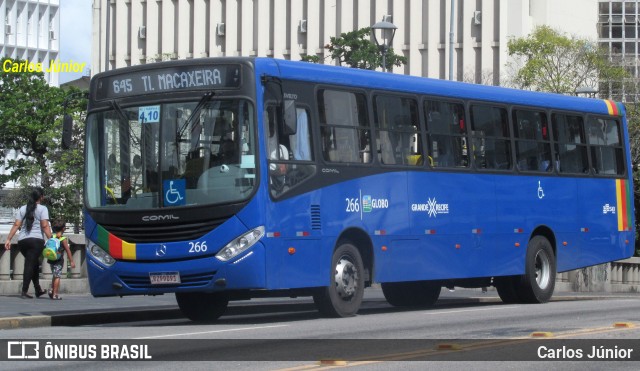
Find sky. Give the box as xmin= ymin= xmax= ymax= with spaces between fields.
xmin=58 ymin=0 xmax=92 ymax=84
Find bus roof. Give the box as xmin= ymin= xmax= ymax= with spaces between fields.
xmin=259 ymin=57 xmax=621 ymax=118
xmin=90 ymin=57 xmax=622 ymax=118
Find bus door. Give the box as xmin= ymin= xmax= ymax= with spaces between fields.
xmin=262 ymin=84 xmax=320 ymax=289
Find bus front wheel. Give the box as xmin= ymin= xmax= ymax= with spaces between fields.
xmin=313 ymin=242 xmax=365 ymax=317
xmin=176 ymin=291 xmax=229 ymax=321
xmin=520 ymin=236 xmax=556 ymax=303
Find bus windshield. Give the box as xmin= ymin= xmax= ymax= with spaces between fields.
xmin=85 ymin=98 xmax=257 ymax=209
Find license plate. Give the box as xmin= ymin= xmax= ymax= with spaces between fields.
xmin=149 ymin=272 xmax=181 ymax=285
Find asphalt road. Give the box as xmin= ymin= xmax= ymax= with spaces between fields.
xmin=2 ymin=291 xmax=640 ymax=370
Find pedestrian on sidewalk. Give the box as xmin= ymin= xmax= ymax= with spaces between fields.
xmin=3 ymin=187 xmax=52 ymax=299
xmin=46 ymin=219 xmax=75 ymax=300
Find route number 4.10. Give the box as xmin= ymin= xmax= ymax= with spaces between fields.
xmin=345 ymin=198 xmax=360 ymax=213
xmin=188 ymin=241 xmax=208 ymax=253
xmin=139 ymin=107 xmax=160 ymax=123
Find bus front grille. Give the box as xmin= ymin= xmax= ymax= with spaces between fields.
xmin=102 ymin=218 xmax=227 ymax=243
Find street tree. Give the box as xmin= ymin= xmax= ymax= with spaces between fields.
xmin=0 ymin=57 xmax=86 ymax=228
xmin=622 ymin=104 xmax=640 ymax=255
xmin=301 ymin=27 xmax=407 ymax=71
xmin=506 ymin=26 xmax=627 ymax=94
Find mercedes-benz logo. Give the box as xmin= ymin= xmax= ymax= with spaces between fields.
xmin=156 ymin=244 xmax=167 ymax=257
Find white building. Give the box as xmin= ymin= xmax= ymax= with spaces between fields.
xmin=1 ymin=0 xmax=60 ymax=226
xmin=91 ymin=0 xmax=597 ymax=85
xmin=0 ymin=0 xmax=60 ymax=86
xmin=598 ymin=0 xmax=640 ymax=102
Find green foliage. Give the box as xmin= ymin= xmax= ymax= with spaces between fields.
xmin=625 ymin=104 xmax=640 ymax=256
xmin=301 ymin=27 xmax=407 ymax=71
xmin=0 ymin=57 xmax=86 ymax=229
xmin=506 ymin=26 xmax=627 ymax=94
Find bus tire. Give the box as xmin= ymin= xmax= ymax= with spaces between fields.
xmin=176 ymin=291 xmax=229 ymax=321
xmin=313 ymin=242 xmax=365 ymax=317
xmin=382 ymin=281 xmax=440 ymax=307
xmin=519 ymin=236 xmax=556 ymax=303
xmin=494 ymin=276 xmax=522 ymax=304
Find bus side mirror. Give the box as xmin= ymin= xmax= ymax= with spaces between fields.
xmin=62 ymin=114 xmax=73 ymax=149
xmin=282 ymin=99 xmax=297 ymax=135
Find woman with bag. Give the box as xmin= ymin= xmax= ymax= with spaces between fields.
xmin=3 ymin=187 xmax=53 ymax=298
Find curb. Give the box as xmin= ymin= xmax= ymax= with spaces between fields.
xmin=0 ymin=315 xmax=51 ymax=330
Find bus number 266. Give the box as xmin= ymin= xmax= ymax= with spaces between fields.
xmin=188 ymin=241 xmax=208 ymax=253
xmin=345 ymin=198 xmax=360 ymax=213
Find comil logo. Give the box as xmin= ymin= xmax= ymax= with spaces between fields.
xmin=7 ymin=341 xmax=39 ymax=359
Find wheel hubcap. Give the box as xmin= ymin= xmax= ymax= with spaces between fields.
xmin=534 ymin=250 xmax=551 ymax=289
xmin=334 ymin=257 xmax=358 ymax=299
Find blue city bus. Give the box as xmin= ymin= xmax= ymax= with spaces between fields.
xmin=79 ymin=57 xmax=635 ymax=320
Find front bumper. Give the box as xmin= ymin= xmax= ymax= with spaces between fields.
xmin=87 ymin=242 xmax=266 ymax=297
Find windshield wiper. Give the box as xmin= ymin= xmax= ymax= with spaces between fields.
xmin=108 ymin=100 xmax=131 ymax=125
xmin=178 ymin=91 xmax=216 ymax=140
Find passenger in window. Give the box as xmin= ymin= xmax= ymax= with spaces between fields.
xmin=292 ymin=108 xmax=311 ymax=161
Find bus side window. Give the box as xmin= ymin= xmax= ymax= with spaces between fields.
xmin=319 ymin=89 xmax=370 ymax=164
xmin=289 ymin=108 xmax=312 ymax=161
xmin=424 ymin=100 xmax=468 ymax=168
xmin=373 ymin=95 xmax=421 ymax=166
xmin=552 ymin=113 xmax=588 ymax=174
xmin=513 ymin=109 xmax=552 ymax=173
xmin=470 ymin=105 xmax=511 ymax=170
xmin=587 ymin=117 xmax=624 ymax=175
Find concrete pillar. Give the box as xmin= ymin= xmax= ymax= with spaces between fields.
xmin=13 ymin=249 xmax=24 ymax=282
xmin=71 ymin=246 xmax=83 ymax=279
xmin=622 ymin=264 xmax=630 ymax=284
xmin=558 ymin=271 xmax=567 ymax=282
xmin=613 ymin=263 xmax=621 ymax=283
xmin=41 ymin=259 xmax=52 ymax=280
xmin=0 ymin=248 xmax=10 ymax=280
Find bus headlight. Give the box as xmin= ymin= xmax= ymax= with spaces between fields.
xmin=87 ymin=240 xmax=116 ymax=266
xmin=216 ymin=226 xmax=265 ymax=262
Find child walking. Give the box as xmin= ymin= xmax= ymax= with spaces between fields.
xmin=47 ymin=219 xmax=75 ymax=300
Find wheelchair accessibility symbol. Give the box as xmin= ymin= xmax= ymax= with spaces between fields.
xmin=163 ymin=179 xmax=186 ymax=206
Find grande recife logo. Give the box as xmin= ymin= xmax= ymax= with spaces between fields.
xmin=411 ymin=197 xmax=449 ymax=218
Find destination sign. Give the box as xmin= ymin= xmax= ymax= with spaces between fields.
xmin=95 ymin=64 xmax=241 ymax=100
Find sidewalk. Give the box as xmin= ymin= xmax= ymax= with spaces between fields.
xmin=0 ymin=292 xmax=182 ymax=329
xmin=1 ymin=287 xmax=637 ymax=330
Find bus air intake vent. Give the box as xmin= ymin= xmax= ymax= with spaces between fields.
xmin=311 ymin=205 xmax=321 ymax=230
xmin=101 ymin=217 xmax=227 ymax=243
xmin=119 ymin=271 xmax=216 ymax=289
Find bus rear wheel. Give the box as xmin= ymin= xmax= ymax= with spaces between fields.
xmin=519 ymin=236 xmax=556 ymax=303
xmin=382 ymin=281 xmax=441 ymax=307
xmin=176 ymin=291 xmax=229 ymax=321
xmin=313 ymin=242 xmax=365 ymax=317
xmin=494 ymin=276 xmax=522 ymax=304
